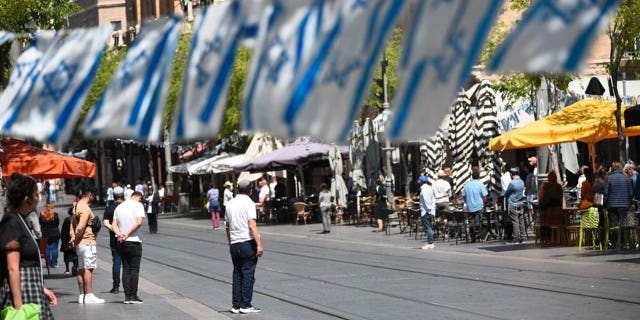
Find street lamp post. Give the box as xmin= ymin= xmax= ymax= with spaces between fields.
xmin=380 ymin=53 xmax=395 ymax=211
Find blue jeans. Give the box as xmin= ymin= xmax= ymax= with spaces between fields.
xmin=46 ymin=240 xmax=59 ymax=267
xmin=111 ymin=247 xmax=121 ymax=287
xmin=421 ymin=214 xmax=434 ymax=244
xmin=230 ymin=240 xmax=258 ymax=309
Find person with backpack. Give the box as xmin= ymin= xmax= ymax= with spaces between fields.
xmin=70 ymin=185 xmax=104 ymax=304
xmin=39 ymin=203 xmax=60 ymax=268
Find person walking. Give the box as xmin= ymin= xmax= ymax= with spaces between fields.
xmin=318 ymin=183 xmax=334 ymax=234
xmin=504 ymin=168 xmax=526 ymax=244
xmin=418 ymin=176 xmax=436 ymax=250
xmin=207 ymin=184 xmax=222 ymax=230
xmin=102 ymin=187 xmax=125 ymax=294
xmin=39 ymin=203 xmax=60 ymax=268
xmin=146 ymin=186 xmax=160 ymax=234
xmin=225 ymin=180 xmax=264 ymax=314
xmin=70 ymin=185 xmax=104 ymax=304
xmin=0 ymin=173 xmax=58 ymax=319
xmin=113 ymin=191 xmax=146 ymax=304
xmin=60 ymin=207 xmax=78 ymax=277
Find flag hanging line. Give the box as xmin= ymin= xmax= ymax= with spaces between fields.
xmin=82 ymin=16 xmax=183 ymax=144
xmin=0 ymin=0 xmax=621 ymax=146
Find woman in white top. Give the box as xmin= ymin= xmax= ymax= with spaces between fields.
xmin=223 ymin=181 xmax=234 ymax=206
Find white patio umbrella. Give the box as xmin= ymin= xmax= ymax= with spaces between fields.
xmin=449 ymin=91 xmax=473 ymax=194
xmin=329 ymin=143 xmax=348 ymax=209
xmin=349 ymin=120 xmax=367 ymax=192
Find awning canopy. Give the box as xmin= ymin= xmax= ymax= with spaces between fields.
xmin=0 ymin=139 xmax=96 ymax=179
xmin=489 ymin=99 xmax=640 ymax=151
xmin=234 ymin=141 xmax=349 ymax=172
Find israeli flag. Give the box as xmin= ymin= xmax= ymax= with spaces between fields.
xmin=245 ymin=0 xmax=407 ymax=141
xmin=0 ymin=27 xmax=112 ymax=145
xmin=0 ymin=31 xmax=14 ymax=46
xmin=0 ymin=31 xmax=61 ymax=138
xmin=173 ymin=1 xmax=263 ymax=141
xmin=389 ymin=0 xmax=503 ymax=141
xmin=243 ymin=0 xmax=333 ymax=138
xmin=489 ymin=0 xmax=619 ymax=72
xmin=84 ymin=16 xmax=183 ymax=143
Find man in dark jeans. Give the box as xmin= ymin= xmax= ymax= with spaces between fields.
xmin=102 ymin=187 xmax=125 ymax=293
xmin=113 ymin=191 xmax=146 ymax=304
xmin=604 ymin=161 xmax=632 ymax=249
xmin=226 ymin=180 xmax=264 ymax=314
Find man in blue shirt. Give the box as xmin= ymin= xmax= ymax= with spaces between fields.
xmin=462 ymin=172 xmax=488 ymax=242
xmin=504 ymin=168 xmax=525 ymax=244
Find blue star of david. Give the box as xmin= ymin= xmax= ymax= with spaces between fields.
xmin=119 ymin=51 xmax=148 ymax=89
xmin=536 ymin=0 xmax=591 ymax=25
xmin=195 ymin=36 xmax=225 ymax=88
xmin=351 ymin=0 xmax=370 ymax=11
xmin=40 ymin=61 xmax=77 ymax=103
xmin=9 ymin=60 xmax=39 ymax=86
xmin=323 ymin=55 xmax=362 ymax=88
xmin=264 ymin=37 xmax=289 ymax=83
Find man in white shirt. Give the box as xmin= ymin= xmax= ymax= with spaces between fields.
xmin=113 ymin=191 xmax=146 ymax=304
xmin=418 ymin=176 xmax=436 ymax=250
xmin=433 ymin=170 xmax=452 ymax=208
xmin=226 ymin=180 xmax=264 ymax=314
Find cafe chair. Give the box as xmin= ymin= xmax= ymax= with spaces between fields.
xmin=39 ymin=237 xmax=50 ymax=276
xmin=576 ymin=207 xmax=600 ymax=252
xmin=293 ymin=202 xmax=311 ymax=225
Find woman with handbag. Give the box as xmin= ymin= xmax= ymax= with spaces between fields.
xmin=0 ymin=173 xmax=57 ymax=319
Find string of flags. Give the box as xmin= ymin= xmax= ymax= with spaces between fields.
xmin=0 ymin=0 xmax=620 ymax=145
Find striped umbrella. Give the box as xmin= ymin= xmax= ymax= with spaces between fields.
xmin=475 ymin=81 xmax=503 ymax=195
xmin=420 ymin=129 xmax=447 ymax=181
xmin=448 ymin=92 xmax=473 ymax=194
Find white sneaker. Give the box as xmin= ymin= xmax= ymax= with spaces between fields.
xmin=83 ymin=293 xmax=105 ymax=304
xmin=239 ymin=307 xmax=261 ymax=313
xmin=421 ymin=243 xmax=435 ymax=250
xmin=78 ymin=294 xmax=85 ymax=304
xmin=230 ymin=307 xmax=240 ymax=314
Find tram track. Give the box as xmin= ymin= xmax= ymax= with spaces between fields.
xmin=108 ymin=223 xmax=640 ymax=313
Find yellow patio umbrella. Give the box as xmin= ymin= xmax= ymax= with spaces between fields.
xmin=489 ymin=98 xmax=640 ymax=169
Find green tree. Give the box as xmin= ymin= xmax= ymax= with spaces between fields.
xmin=607 ymin=0 xmax=640 ymax=163
xmin=0 ymin=0 xmax=81 ymax=86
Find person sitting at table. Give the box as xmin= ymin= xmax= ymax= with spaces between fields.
xmin=504 ymin=168 xmax=525 ymax=244
xmin=579 ymin=168 xmax=594 ymax=208
xmin=538 ymin=171 xmax=564 ymax=243
xmin=462 ymin=172 xmax=488 ymax=242
xmin=433 ymin=170 xmax=452 ymax=210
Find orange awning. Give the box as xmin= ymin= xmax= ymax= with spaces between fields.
xmin=1 ymin=139 xmax=96 ymax=179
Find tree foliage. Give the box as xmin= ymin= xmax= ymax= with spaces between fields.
xmin=362 ymin=27 xmax=403 ymax=117
xmin=0 ymin=0 xmax=81 ymax=87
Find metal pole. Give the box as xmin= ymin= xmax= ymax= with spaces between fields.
xmin=381 ymin=52 xmax=395 ymax=211
xmin=163 ymin=130 xmax=174 ymax=211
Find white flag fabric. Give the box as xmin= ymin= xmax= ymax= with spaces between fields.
xmin=0 ymin=27 xmax=112 ymax=145
xmin=244 ymin=0 xmax=408 ymax=141
xmin=0 ymin=31 xmax=61 ymax=138
xmin=388 ymin=0 xmax=503 ymax=141
xmin=243 ymin=0 xmax=333 ymax=138
xmin=489 ymin=0 xmax=619 ymax=73
xmin=84 ymin=16 xmax=183 ymax=143
xmin=173 ymin=1 xmax=263 ymax=141
xmin=0 ymin=31 xmax=14 ymax=46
